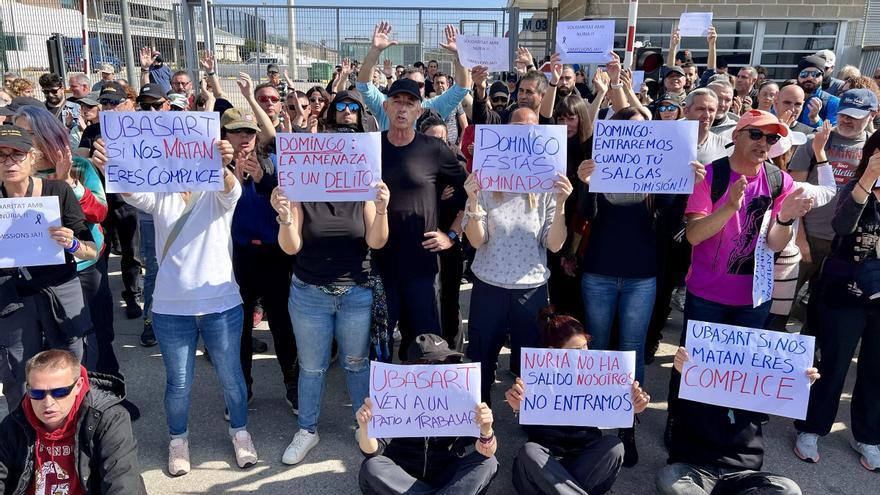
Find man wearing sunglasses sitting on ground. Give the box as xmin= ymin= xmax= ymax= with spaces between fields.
xmin=0 ymin=349 xmax=146 ymax=494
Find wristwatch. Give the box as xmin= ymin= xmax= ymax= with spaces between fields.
xmin=447 ymin=230 xmax=460 ymax=243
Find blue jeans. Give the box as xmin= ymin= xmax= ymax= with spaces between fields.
xmin=152 ymin=305 xmax=247 ymax=436
xmin=581 ymin=273 xmax=656 ymax=384
xmin=138 ymin=211 xmax=157 ymax=320
xmin=289 ymin=275 xmax=371 ymax=433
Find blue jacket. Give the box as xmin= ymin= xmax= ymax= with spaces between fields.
xmin=799 ymin=88 xmax=839 ymax=128
xmin=355 ymin=81 xmax=468 ymax=131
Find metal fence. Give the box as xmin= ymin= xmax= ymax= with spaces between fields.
xmin=0 ymin=1 xmax=556 ymax=104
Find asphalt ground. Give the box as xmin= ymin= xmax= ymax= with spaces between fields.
xmin=1 ymin=254 xmax=875 ymax=494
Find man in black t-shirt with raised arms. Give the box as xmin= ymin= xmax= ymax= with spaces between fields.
xmin=376 ymin=78 xmax=467 ymax=361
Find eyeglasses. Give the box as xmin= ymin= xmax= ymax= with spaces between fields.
xmin=257 ymin=95 xmax=280 ymax=104
xmin=139 ymin=101 xmax=165 ymax=111
xmin=799 ymin=70 xmax=822 ymax=79
xmin=99 ymin=99 xmax=122 ymax=106
xmin=335 ymin=101 xmax=360 ymax=112
xmin=27 ymin=381 xmax=78 ymax=401
xmin=309 ymin=97 xmax=326 ymax=103
xmin=742 ymin=128 xmax=781 ymax=145
xmin=658 ymin=105 xmax=679 ymax=113
xmin=171 ymin=80 xmax=192 ymax=87
xmin=170 ymin=106 xmax=184 ymax=111
xmin=226 ymin=128 xmax=257 ymax=135
xmin=0 ymin=151 xmax=28 ymax=164
xmin=491 ymin=96 xmax=509 ymax=103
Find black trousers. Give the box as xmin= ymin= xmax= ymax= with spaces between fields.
xmin=647 ymin=232 xmax=690 ymax=348
xmin=794 ymin=299 xmax=880 ymax=444
xmin=359 ymin=452 xmax=498 ymax=495
xmin=512 ymin=437 xmax=624 ymax=495
xmin=103 ymin=202 xmax=141 ymax=301
xmin=384 ymin=273 xmax=441 ymax=362
xmin=77 ymin=257 xmax=120 ymax=376
xmin=232 ymin=242 xmax=298 ymax=391
xmin=547 ymin=251 xmax=584 ymax=321
xmin=466 ymin=278 xmax=547 ymax=404
xmin=438 ymin=245 xmax=464 ymax=347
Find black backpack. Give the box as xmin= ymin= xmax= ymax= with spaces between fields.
xmin=709 ymin=156 xmax=783 ymax=205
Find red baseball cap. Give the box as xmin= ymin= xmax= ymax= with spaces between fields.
xmin=734 ymin=109 xmax=789 ymax=137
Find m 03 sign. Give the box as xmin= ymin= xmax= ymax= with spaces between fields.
xmin=522 ymin=18 xmax=549 ymax=32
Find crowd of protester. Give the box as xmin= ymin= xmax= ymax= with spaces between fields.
xmin=0 ymin=16 xmax=879 ymax=495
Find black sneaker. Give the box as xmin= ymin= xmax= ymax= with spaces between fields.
xmin=619 ymin=427 xmax=639 ymax=468
xmin=140 ymin=320 xmax=157 ymax=347
xmin=645 ymin=339 xmax=660 ymax=365
xmin=125 ymin=298 xmax=143 ymax=319
xmin=285 ymin=386 xmax=299 ymax=416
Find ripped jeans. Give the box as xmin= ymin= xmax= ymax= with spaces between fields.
xmin=289 ymin=274 xmax=372 ymax=433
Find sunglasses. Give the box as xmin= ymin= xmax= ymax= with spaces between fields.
xmin=227 ymin=128 xmax=257 ymax=135
xmin=42 ymin=87 xmax=63 ymax=94
xmin=309 ymin=97 xmax=326 ymax=103
xmin=288 ymin=104 xmax=309 ymax=111
xmin=799 ymin=70 xmax=822 ymax=79
xmin=27 ymin=381 xmax=78 ymax=400
xmin=139 ymin=101 xmax=165 ymax=111
xmin=335 ymin=101 xmax=360 ymax=112
xmin=491 ymin=96 xmax=509 ymax=103
xmin=743 ymin=128 xmax=781 ymax=145
xmin=658 ymin=105 xmax=679 ymax=113
xmin=99 ymin=99 xmax=122 ymax=106
xmin=258 ymin=95 xmax=280 ymax=104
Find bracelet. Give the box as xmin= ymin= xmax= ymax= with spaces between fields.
xmin=207 ymin=71 xmax=215 ymax=76
xmin=610 ymin=82 xmax=624 ymax=89
xmin=478 ymin=431 xmax=495 ymax=444
xmin=548 ymin=81 xmax=557 ymax=87
xmin=65 ymin=238 xmax=80 ymax=254
xmin=464 ymin=208 xmax=486 ymax=219
xmin=375 ymin=209 xmax=387 ymax=215
xmin=276 ymin=215 xmax=292 ymax=225
xmin=775 ymin=214 xmax=795 ymax=227
xmin=814 ymin=160 xmax=828 ymax=165
xmin=857 ymin=181 xmax=872 ymax=195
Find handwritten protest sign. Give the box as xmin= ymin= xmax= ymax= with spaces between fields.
xmin=678 ymin=12 xmax=713 ymax=37
xmin=519 ymin=348 xmax=636 ymax=428
xmin=276 ymin=132 xmax=381 ymax=202
xmin=631 ymin=70 xmax=645 ymax=92
xmin=473 ymin=125 xmax=567 ymax=193
xmin=0 ymin=197 xmax=63 ymax=269
xmin=457 ymin=35 xmax=510 ymax=72
xmin=101 ymin=111 xmax=222 ymax=193
xmin=368 ymin=361 xmax=481 ymax=438
xmin=556 ymin=21 xmax=615 ymax=64
xmin=680 ymin=320 xmax=815 ymax=420
xmin=752 ymin=211 xmax=774 ymax=308
xmin=590 ymin=120 xmax=698 ymax=194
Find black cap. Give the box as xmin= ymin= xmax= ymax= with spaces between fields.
xmin=267 ymin=64 xmax=280 ymax=74
xmin=137 ymin=83 xmax=165 ymax=102
xmin=798 ymin=55 xmax=826 ymax=73
xmin=98 ymin=81 xmax=126 ymax=102
xmin=7 ymin=96 xmax=43 ymax=112
xmin=489 ymin=81 xmax=510 ymax=97
xmin=0 ymin=106 xmax=14 ymax=117
xmin=387 ymin=78 xmax=423 ymax=101
xmin=406 ymin=333 xmax=464 ymax=363
xmin=664 ymin=66 xmax=685 ymax=78
xmin=717 ymin=56 xmax=729 ymax=69
xmin=0 ymin=125 xmax=33 ymax=152
xmin=657 ymin=93 xmax=683 ymax=109
xmin=675 ymin=50 xmax=693 ymax=64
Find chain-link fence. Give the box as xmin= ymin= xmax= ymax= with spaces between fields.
xmin=0 ymin=1 xmax=556 ymax=105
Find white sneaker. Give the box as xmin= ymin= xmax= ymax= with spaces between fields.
xmin=281 ymin=429 xmax=319 ymax=465
xmin=232 ymin=430 xmax=258 ymax=468
xmin=168 ymin=438 xmax=191 ymax=476
xmin=852 ymin=439 xmax=880 ymax=471
xmin=794 ymin=432 xmax=820 ymax=463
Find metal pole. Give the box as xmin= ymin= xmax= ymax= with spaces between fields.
xmin=417 ymin=10 xmax=423 ymax=64
xmin=255 ymin=7 xmax=261 ymax=80
xmin=335 ymin=7 xmax=340 ymax=62
xmin=624 ymin=0 xmax=639 ymax=69
xmin=8 ymin=0 xmax=22 ymax=74
xmin=119 ymin=0 xmax=138 ymax=85
xmin=81 ymin=0 xmax=90 ymax=76
xmin=287 ymin=0 xmax=297 ymax=80
xmin=509 ymin=7 xmax=519 ymax=73
xmin=92 ymin=0 xmax=105 ymax=69
xmin=172 ymin=3 xmax=180 ymax=67
xmin=200 ymin=0 xmax=214 ymax=55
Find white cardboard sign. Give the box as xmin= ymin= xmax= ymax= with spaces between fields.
xmin=0 ymin=196 xmax=64 ymax=268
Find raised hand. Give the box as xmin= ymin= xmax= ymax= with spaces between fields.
xmin=577 ymin=159 xmax=596 ymax=184
xmin=726 ymin=175 xmax=748 ymax=212
xmin=471 ymin=66 xmax=490 ymax=89
xmin=371 ymin=21 xmax=398 ymax=52
xmin=217 ymin=140 xmax=234 ymax=166
xmin=806 ymin=97 xmax=823 ymax=123
xmin=592 ymin=68 xmax=610 ymax=94
xmin=374 ymin=181 xmax=390 ymax=213
xmin=236 ymin=72 xmax=253 ymax=97
xmin=383 ymin=59 xmax=394 ymax=78
xmin=464 ymin=172 xmax=481 ymax=200
xmin=439 ymin=24 xmax=459 ymax=54
xmin=606 ymin=51 xmax=622 ymax=82
xmin=707 ymin=26 xmax=717 ymax=45
xmin=549 ymin=52 xmax=563 ymax=86
xmin=778 ymin=187 xmax=813 ymax=223
xmin=199 ymin=50 xmax=215 ymax=72
xmin=139 ymin=46 xmax=158 ymax=68
xmin=812 ymin=120 xmax=832 ymax=156
xmin=555 ymin=173 xmax=573 ymax=202
xmin=671 ymin=28 xmax=681 ymax=49
xmin=515 ymin=45 xmax=534 ymax=68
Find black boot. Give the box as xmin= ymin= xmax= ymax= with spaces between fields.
xmin=619 ymin=425 xmax=639 ymax=468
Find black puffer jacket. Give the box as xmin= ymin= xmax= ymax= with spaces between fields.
xmin=366 ymin=436 xmax=478 ymax=480
xmin=0 ymin=372 xmax=146 ymax=495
